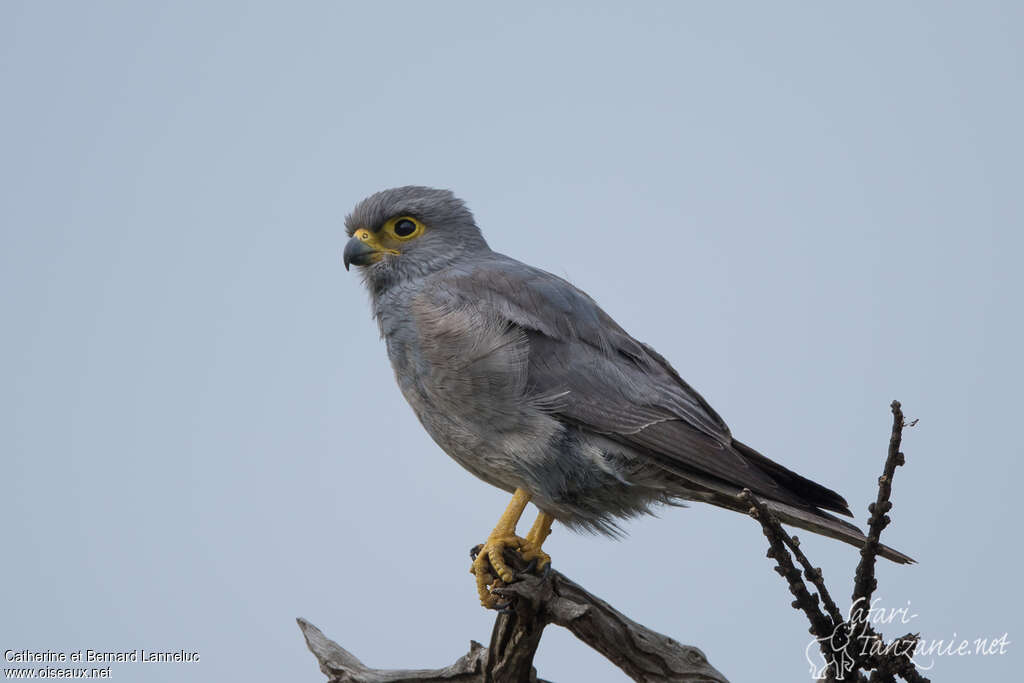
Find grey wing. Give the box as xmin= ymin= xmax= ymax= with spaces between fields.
xmin=440 ymin=255 xmax=852 ymax=516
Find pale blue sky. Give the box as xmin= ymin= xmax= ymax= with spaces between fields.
xmin=2 ymin=2 xmax=1021 ymax=681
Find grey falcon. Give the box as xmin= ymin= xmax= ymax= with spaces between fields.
xmin=342 ymin=186 xmax=912 ymax=608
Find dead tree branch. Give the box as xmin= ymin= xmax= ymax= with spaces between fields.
xmin=298 ymin=551 xmax=728 ymax=683
xmin=740 ymin=400 xmax=928 ymax=683
xmin=853 ymin=400 xmax=909 ymax=609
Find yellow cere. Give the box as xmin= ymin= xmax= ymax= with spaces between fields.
xmin=353 ymin=215 xmax=425 ymax=262
xmin=353 ymin=228 xmax=400 ymax=258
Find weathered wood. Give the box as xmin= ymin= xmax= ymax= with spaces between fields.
xmin=298 ymin=618 xmax=494 ymax=682
xmin=496 ymin=566 xmax=725 ymax=682
xmin=299 ymin=552 xmax=728 ymax=683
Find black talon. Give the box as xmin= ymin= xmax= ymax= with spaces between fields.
xmin=541 ymin=562 xmax=553 ymax=577
xmin=522 ymin=558 xmax=538 ymax=574
xmin=470 ymin=544 xmax=483 ymax=560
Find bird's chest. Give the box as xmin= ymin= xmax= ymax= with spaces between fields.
xmin=375 ymin=291 xmax=555 ymax=486
xmin=381 ymin=299 xmax=527 ymax=430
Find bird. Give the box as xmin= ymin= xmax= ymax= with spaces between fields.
xmin=342 ymin=186 xmax=912 ymax=608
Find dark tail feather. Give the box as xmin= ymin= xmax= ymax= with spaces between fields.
xmin=667 ymin=473 xmax=916 ymax=564
xmin=758 ymin=497 xmax=915 ymax=564
xmin=726 ymin=442 xmax=915 ymax=560
xmin=729 ymin=442 xmax=913 ymax=561
xmin=733 ymin=439 xmax=853 ymax=517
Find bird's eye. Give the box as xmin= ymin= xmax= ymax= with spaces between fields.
xmin=386 ymin=216 xmax=424 ymax=240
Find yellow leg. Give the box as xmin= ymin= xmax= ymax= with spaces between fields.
xmin=471 ymin=488 xmax=531 ymax=608
xmin=520 ymin=511 xmax=554 ymax=569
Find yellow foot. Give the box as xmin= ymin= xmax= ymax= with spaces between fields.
xmin=521 ymin=511 xmax=554 ymax=570
xmin=518 ymin=539 xmax=551 ymax=570
xmin=470 ymin=534 xmax=527 ymax=608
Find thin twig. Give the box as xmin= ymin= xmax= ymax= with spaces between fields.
xmin=737 ymin=490 xmax=835 ymax=641
xmin=852 ymin=401 xmax=908 ymax=613
xmin=784 ymin=534 xmax=845 ymax=628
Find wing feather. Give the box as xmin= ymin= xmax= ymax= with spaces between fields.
xmin=430 ymin=255 xmax=850 ymax=514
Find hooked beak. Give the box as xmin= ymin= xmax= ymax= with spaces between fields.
xmin=343 ymin=229 xmax=397 ymax=271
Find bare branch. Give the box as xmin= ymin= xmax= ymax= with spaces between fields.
xmin=741 ymin=401 xmax=929 ymax=682
xmin=738 ymin=488 xmax=846 ymax=681
xmin=497 ymin=560 xmax=727 ymax=682
xmin=785 ymin=534 xmax=844 ymax=628
xmin=299 ymin=552 xmax=728 ymax=683
xmin=852 ymin=400 xmax=910 ymax=609
xmin=298 ymin=617 xmax=499 ymax=682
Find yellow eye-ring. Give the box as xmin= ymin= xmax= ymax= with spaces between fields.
xmin=384 ymin=216 xmax=425 ymax=240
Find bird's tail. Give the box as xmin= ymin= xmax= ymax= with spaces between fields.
xmin=728 ymin=440 xmax=914 ymax=564
xmin=669 ymin=475 xmax=915 ymax=564
xmin=755 ymin=497 xmax=915 ymax=564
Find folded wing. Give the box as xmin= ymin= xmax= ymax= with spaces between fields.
xmin=438 ymin=255 xmax=852 ymax=516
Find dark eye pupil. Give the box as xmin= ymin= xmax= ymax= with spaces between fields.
xmin=394 ymin=219 xmax=416 ymax=237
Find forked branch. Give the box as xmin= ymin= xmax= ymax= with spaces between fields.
xmin=298 ymin=552 xmax=727 ymax=683
xmin=739 ymin=400 xmax=928 ymax=682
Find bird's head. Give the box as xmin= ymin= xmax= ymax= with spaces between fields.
xmin=343 ymin=186 xmax=489 ymax=290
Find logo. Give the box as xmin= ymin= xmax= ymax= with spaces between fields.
xmin=805 ymin=597 xmax=1010 ymax=679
